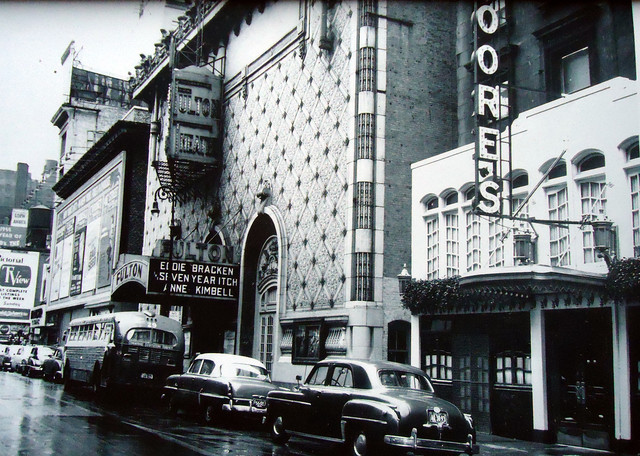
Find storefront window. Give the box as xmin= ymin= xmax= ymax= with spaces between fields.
xmin=424 ymin=351 xmax=452 ymax=382
xmin=495 ymin=352 xmax=532 ymax=386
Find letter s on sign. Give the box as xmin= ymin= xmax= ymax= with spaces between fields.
xmin=478 ymin=180 xmax=501 ymax=214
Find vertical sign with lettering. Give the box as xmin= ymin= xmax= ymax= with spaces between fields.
xmin=167 ymin=65 xmax=222 ymax=164
xmin=473 ymin=1 xmax=509 ymax=216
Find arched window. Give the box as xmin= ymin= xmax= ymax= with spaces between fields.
xmin=547 ymin=162 xmax=566 ymax=180
xmin=577 ymin=153 xmax=605 ymax=173
xmin=444 ymin=192 xmax=458 ymax=206
xmin=424 ymin=196 xmax=438 ymax=211
xmin=464 ymin=187 xmax=475 ymax=201
xmin=512 ymin=173 xmax=528 ymax=189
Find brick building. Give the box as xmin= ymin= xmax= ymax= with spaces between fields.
xmin=129 ymin=0 xmax=458 ymax=381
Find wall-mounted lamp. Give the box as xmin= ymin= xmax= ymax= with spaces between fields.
xmin=592 ymin=218 xmax=616 ymax=268
xmin=514 ymin=231 xmax=535 ymax=265
xmin=170 ymin=219 xmax=182 ymax=240
xmin=150 ymin=200 xmax=160 ymax=216
xmin=397 ymin=263 xmax=411 ymax=295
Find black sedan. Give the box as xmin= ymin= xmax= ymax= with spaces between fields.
xmin=163 ymin=353 xmax=285 ymax=424
xmin=266 ymin=358 xmax=478 ymax=456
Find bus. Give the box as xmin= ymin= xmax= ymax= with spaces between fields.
xmin=63 ymin=311 xmax=184 ymax=393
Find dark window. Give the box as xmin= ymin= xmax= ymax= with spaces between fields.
xmin=578 ymin=153 xmax=605 ymax=172
xmin=547 ymin=162 xmax=567 ymax=180
xmin=535 ymin=8 xmax=597 ymax=100
xmin=388 ymin=320 xmax=410 ymax=364
xmin=445 ymin=192 xmax=458 ymax=206
xmin=627 ymin=141 xmax=639 ymax=161
xmin=426 ymin=196 xmax=439 ymax=210
xmin=465 ymin=187 xmax=475 ymax=201
xmin=293 ymin=321 xmax=324 ymax=365
xmin=512 ymin=174 xmax=528 ymax=189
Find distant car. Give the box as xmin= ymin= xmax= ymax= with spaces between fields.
xmin=9 ymin=345 xmax=33 ymax=373
xmin=41 ymin=348 xmax=64 ymax=382
xmin=266 ymin=358 xmax=478 ymax=456
xmin=1 ymin=345 xmax=22 ymax=371
xmin=23 ymin=346 xmax=57 ymax=378
xmin=163 ymin=353 xmax=285 ymax=424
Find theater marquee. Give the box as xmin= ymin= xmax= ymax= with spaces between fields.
xmin=147 ymin=258 xmax=239 ymax=301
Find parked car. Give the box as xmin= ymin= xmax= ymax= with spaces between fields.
xmin=41 ymin=347 xmax=64 ymax=382
xmin=11 ymin=345 xmax=33 ymax=374
xmin=2 ymin=345 xmax=25 ymax=371
xmin=163 ymin=353 xmax=285 ymax=424
xmin=266 ymin=358 xmax=478 ymax=456
xmin=23 ymin=346 xmax=57 ymax=378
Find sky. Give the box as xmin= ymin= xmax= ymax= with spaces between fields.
xmin=0 ymin=0 xmax=177 ymax=179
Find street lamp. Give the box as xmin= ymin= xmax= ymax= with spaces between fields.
xmin=398 ymin=263 xmax=411 ymax=295
xmin=592 ymin=218 xmax=615 ymax=267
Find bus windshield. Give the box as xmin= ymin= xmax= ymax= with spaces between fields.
xmin=125 ymin=328 xmax=178 ymax=347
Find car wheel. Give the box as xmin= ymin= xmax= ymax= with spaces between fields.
xmin=203 ymin=403 xmax=218 ymax=425
xmin=270 ymin=416 xmax=290 ymax=444
xmin=349 ymin=429 xmax=371 ymax=456
xmin=165 ymin=395 xmax=178 ymax=417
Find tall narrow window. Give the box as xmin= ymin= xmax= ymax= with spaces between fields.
xmin=488 ymin=218 xmax=504 ymax=267
xmin=426 ymin=217 xmax=439 ymax=279
xmin=548 ymin=187 xmax=571 ymax=266
xmin=355 ymin=252 xmax=373 ymax=301
xmin=257 ymin=236 xmax=278 ymax=371
xmin=358 ymin=47 xmax=376 ymax=92
xmin=466 ymin=211 xmax=482 ymax=271
xmin=355 ymin=182 xmax=373 ymax=228
xmin=631 ymin=173 xmax=640 ymax=257
xmin=445 ymin=212 xmax=459 ymax=277
xmin=581 ymin=181 xmax=607 ymax=263
xmin=357 ymin=114 xmax=374 ymax=159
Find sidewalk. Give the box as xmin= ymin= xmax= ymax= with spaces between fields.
xmin=476 ymin=432 xmax=638 ymax=456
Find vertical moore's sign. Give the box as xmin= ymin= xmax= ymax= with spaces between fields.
xmin=473 ymin=2 xmax=508 ymax=216
xmin=168 ymin=65 xmax=222 ymax=164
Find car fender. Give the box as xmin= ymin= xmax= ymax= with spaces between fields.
xmin=341 ymin=399 xmax=400 ymax=440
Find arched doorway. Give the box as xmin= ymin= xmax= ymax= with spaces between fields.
xmin=239 ymin=214 xmax=278 ymax=360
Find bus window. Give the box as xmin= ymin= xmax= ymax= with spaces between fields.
xmin=103 ymin=324 xmax=114 ymax=342
xmin=126 ymin=329 xmax=152 ymax=343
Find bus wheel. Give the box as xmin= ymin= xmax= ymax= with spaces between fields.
xmin=91 ymin=363 xmax=102 ymax=396
xmin=63 ymin=365 xmax=73 ymax=391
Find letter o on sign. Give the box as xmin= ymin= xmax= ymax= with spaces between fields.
xmin=0 ymin=325 xmax=9 ymax=334
xmin=477 ymin=44 xmax=499 ymax=75
xmin=477 ymin=5 xmax=499 ymax=34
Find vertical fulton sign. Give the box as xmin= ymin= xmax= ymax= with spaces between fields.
xmin=473 ymin=1 xmax=507 ymax=216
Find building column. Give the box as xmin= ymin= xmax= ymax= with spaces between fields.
xmin=530 ymin=307 xmax=550 ymax=441
xmin=612 ymin=302 xmax=632 ymax=445
xmin=410 ymin=314 xmax=420 ymax=368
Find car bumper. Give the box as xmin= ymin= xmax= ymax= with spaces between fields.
xmin=222 ymin=398 xmax=268 ymax=415
xmin=384 ymin=428 xmax=479 ymax=455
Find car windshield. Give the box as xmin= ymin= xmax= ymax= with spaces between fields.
xmin=220 ymin=363 xmax=269 ymax=381
xmin=378 ymin=369 xmax=434 ymax=392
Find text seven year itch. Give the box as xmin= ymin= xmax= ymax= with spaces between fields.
xmin=155 ymin=260 xmax=238 ymax=297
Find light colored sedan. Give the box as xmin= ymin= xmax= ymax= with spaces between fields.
xmin=163 ymin=353 xmax=286 ymax=425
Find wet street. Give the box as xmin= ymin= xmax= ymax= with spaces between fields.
xmin=0 ymin=371 xmax=628 ymax=456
